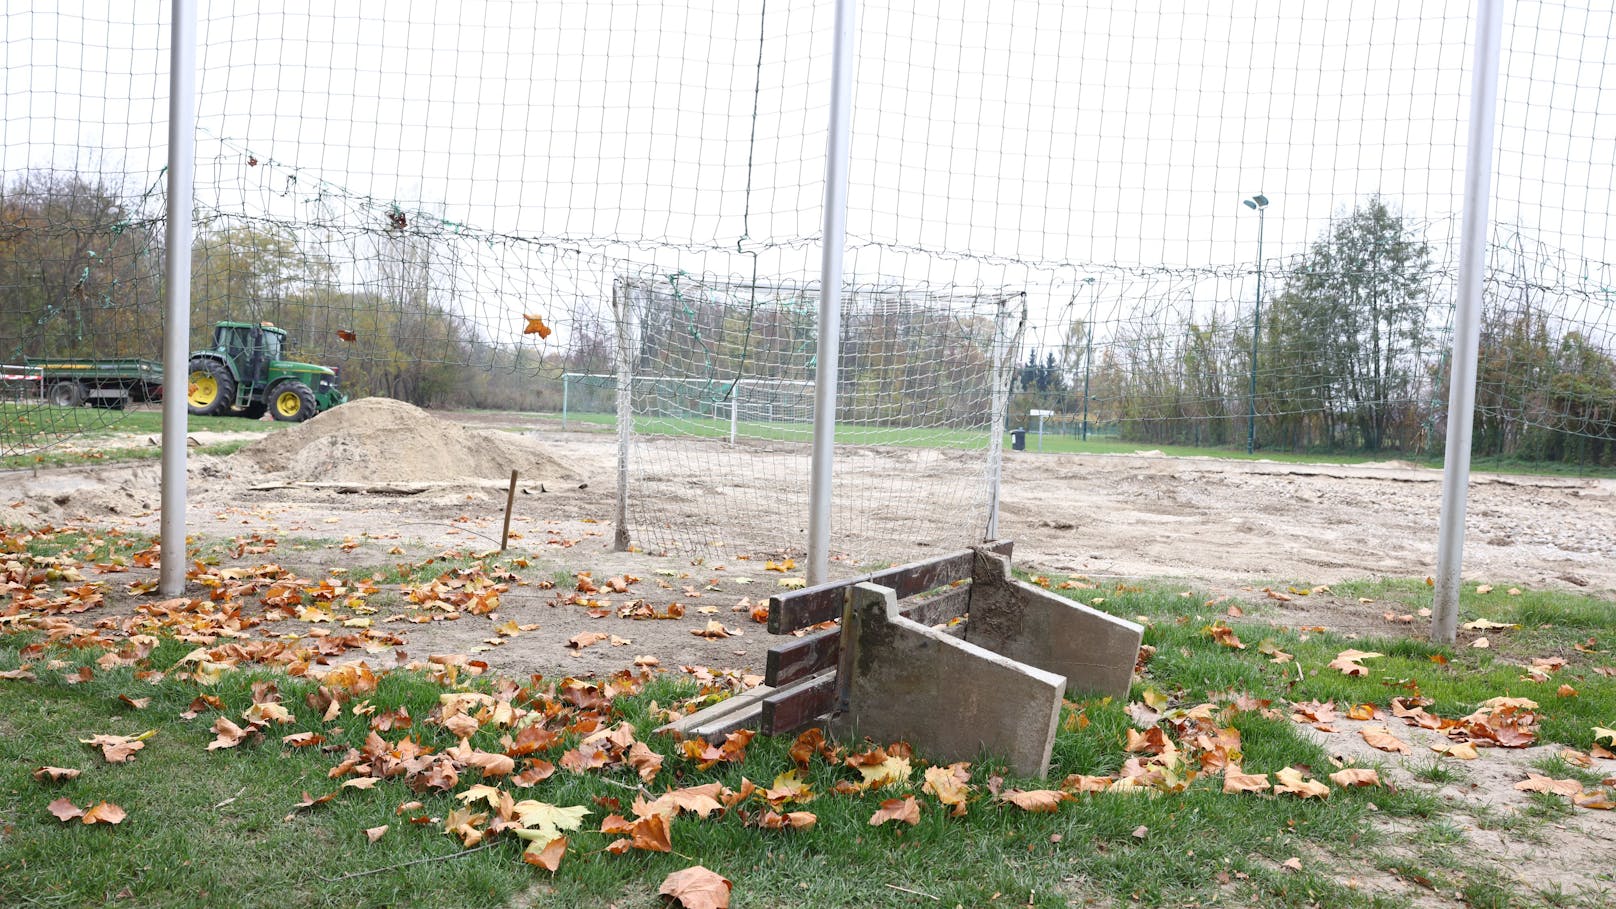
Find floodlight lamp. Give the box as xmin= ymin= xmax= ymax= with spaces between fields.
xmin=1243 ymin=199 xmax=1256 ymax=209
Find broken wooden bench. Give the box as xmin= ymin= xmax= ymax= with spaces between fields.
xmin=661 ymin=541 xmax=1144 ymax=777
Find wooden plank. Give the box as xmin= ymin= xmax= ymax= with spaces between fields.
xmin=765 ymin=626 xmax=839 ymax=687
xmin=767 ymin=540 xmax=1012 ymax=634
xmin=764 ymin=584 xmax=974 ymax=687
xmin=759 ymin=671 xmax=837 ymax=735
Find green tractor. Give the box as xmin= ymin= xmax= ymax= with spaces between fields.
xmin=187 ymin=321 xmax=347 ymax=422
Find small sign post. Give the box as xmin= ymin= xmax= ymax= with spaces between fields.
xmin=1029 ymin=409 xmax=1053 ymax=452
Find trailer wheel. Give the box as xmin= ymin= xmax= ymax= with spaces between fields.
xmin=236 ymin=400 xmax=268 ymax=420
xmin=270 ymin=382 xmax=318 ymax=422
xmin=187 ymin=358 xmax=235 ymax=416
xmin=48 ymin=381 xmax=85 ymax=408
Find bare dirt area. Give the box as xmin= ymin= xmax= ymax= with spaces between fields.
xmin=6 ymin=400 xmax=1614 ymax=683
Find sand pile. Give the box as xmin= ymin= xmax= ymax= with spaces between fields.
xmin=239 ymin=397 xmax=580 ymax=485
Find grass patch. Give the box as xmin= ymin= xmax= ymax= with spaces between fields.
xmin=3 ymin=566 xmax=1612 ymax=907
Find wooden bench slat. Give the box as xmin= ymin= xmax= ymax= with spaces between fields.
xmin=759 ymin=672 xmax=837 ymax=735
xmin=764 ymin=585 xmax=973 ymax=687
xmin=766 ymin=540 xmax=1012 ymax=634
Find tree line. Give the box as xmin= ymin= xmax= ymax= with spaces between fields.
xmin=4 ymin=169 xmax=1613 ymax=463
xmin=1012 ymin=198 xmax=1616 ymax=466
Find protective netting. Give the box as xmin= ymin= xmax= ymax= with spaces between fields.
xmin=5 ymin=2 xmax=1616 ymax=536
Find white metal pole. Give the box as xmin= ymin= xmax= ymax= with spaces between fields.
xmin=159 ymin=0 xmax=197 ymax=598
xmin=806 ymin=0 xmax=856 ymax=586
xmin=729 ymin=387 xmax=739 ymax=445
xmin=1432 ymin=0 xmax=1504 ymax=644
xmin=561 ymin=373 xmax=570 ymax=431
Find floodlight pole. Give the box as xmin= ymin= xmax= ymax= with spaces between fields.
xmin=1243 ymin=194 xmax=1269 ymax=456
xmin=1433 ymin=0 xmax=1504 ymax=644
xmin=807 ymin=0 xmax=856 ymax=586
xmin=159 ymin=0 xmax=198 ymax=597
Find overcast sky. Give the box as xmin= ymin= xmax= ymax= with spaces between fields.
xmin=6 ymin=0 xmax=1615 ymax=342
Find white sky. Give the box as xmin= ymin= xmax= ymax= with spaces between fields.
xmin=6 ymin=0 xmax=1616 ymax=341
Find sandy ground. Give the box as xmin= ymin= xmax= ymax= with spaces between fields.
xmin=7 ymin=405 xmax=1614 ymax=683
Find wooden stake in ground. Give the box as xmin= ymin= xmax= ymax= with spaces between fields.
xmin=500 ymin=470 xmax=518 ymax=551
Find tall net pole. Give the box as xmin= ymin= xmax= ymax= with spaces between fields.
xmin=158 ymin=0 xmax=197 ymax=598
xmin=807 ymin=0 xmax=857 ymax=587
xmin=1432 ymin=0 xmax=1505 ymax=644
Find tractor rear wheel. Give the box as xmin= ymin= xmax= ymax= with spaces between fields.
xmin=187 ymin=358 xmax=235 ymax=416
xmin=270 ymin=382 xmax=318 ymax=422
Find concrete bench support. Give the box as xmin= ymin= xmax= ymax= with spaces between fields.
xmin=833 ymin=582 xmax=1066 ymax=778
xmin=964 ymin=550 xmax=1144 ymax=700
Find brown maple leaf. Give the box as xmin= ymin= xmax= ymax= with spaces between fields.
xmin=658 ymin=865 xmax=732 ymax=909
xmin=868 ymin=796 xmax=922 ymax=826
xmin=999 ymin=789 xmax=1067 ymax=813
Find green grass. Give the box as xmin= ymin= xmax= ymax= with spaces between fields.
xmin=546 ymin=410 xmax=1616 ymax=478
xmin=2 ymin=402 xmax=281 ymax=470
xmin=1 ymin=566 xmax=1612 ymax=907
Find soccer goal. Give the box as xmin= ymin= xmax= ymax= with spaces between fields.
xmin=604 ymin=274 xmax=1026 ymax=564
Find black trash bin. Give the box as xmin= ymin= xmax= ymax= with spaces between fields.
xmin=1010 ymin=428 xmax=1027 ymax=451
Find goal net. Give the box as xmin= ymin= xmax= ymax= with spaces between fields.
xmin=615 ymin=275 xmax=1024 ymax=560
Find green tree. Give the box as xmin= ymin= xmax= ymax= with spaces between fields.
xmin=1264 ymin=196 xmax=1433 ymax=450
xmin=0 ymin=169 xmax=161 ymax=360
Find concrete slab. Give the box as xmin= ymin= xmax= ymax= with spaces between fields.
xmin=964 ymin=549 xmax=1144 ymax=700
xmin=834 ymin=582 xmax=1066 ymax=778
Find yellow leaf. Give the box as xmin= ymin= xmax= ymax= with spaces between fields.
xmin=922 ymin=763 xmax=972 ymax=816
xmin=1273 ymin=767 xmax=1330 ymax=799
xmin=1430 ymin=741 xmax=1479 ymax=760
xmin=522 ymin=314 xmax=552 ymax=338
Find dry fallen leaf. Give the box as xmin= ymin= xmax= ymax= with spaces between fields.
xmin=659 ymin=865 xmax=732 ymax=909
xmin=1326 ymin=649 xmax=1382 ymax=677
xmin=523 ymin=834 xmax=568 ymax=871
xmin=566 ymin=631 xmax=609 ymax=650
xmin=1359 ymin=726 xmax=1413 ymax=754
xmin=1273 ymin=767 xmax=1330 ymax=799
xmin=869 ymin=796 xmax=922 ymax=826
xmin=922 ymin=763 xmax=972 ymax=817
xmin=1222 ymin=766 xmax=1271 ymax=794
xmin=48 ymin=797 xmax=84 ymax=822
xmin=364 ymin=824 xmax=388 ymax=843
xmin=999 ymin=789 xmax=1068 ymax=813
xmin=1430 ymin=741 xmax=1479 ymax=760
xmin=32 ymin=766 xmax=82 ymax=783
xmin=80 ymin=801 xmax=126 ymax=825
xmin=1514 ymin=773 xmax=1583 ymax=797
xmin=1328 ymin=768 xmax=1381 ymax=788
